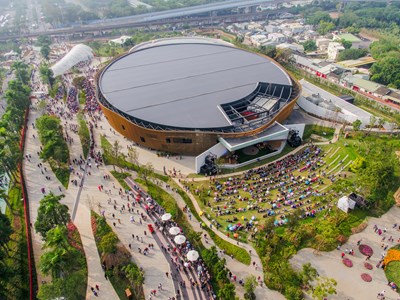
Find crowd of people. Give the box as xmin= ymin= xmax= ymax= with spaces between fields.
xmin=188 ymin=144 xmax=335 ymax=232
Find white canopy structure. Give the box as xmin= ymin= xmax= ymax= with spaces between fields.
xmin=337 ymin=196 xmax=356 ymax=213
xmin=51 ymin=44 xmax=93 ymax=77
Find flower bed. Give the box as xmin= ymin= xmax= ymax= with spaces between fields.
xmin=361 ymin=273 xmax=372 ymax=282
xmin=359 ymin=244 xmax=373 ymax=256
xmin=343 ymin=258 xmax=353 ymax=267
xmin=67 ymin=222 xmax=84 ymax=252
xmin=364 ymin=262 xmax=373 ymax=270
xmin=383 ymin=249 xmax=400 ymax=267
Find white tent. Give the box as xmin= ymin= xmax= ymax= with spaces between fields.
xmin=51 ymin=44 xmax=93 ymax=77
xmin=109 ymin=35 xmax=131 ymax=45
xmin=337 ymin=196 xmax=356 ymax=213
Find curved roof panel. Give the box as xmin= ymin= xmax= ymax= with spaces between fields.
xmin=99 ymin=38 xmax=292 ymax=129
xmin=51 ymin=44 xmax=93 ymax=77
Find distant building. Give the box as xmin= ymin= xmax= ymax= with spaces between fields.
xmin=327 ymin=42 xmax=345 ymax=60
xmin=276 ymin=43 xmax=304 ymax=53
xmin=316 ymin=38 xmax=331 ymax=52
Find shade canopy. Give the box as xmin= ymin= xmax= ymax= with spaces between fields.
xmin=169 ymin=227 xmax=181 ymax=235
xmin=187 ymin=250 xmax=199 ymax=261
xmin=161 ymin=213 xmax=172 ymax=221
xmin=51 ymin=44 xmax=93 ymax=77
xmin=174 ymin=235 xmax=186 ymax=245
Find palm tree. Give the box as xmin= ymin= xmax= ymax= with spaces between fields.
xmin=35 ymin=193 xmax=70 ymax=239
xmin=40 ymin=247 xmax=69 ymax=278
xmin=0 ymin=190 xmax=13 ymax=212
xmin=44 ymin=225 xmax=69 ymax=250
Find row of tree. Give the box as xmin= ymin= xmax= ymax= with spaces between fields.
xmin=0 ymin=61 xmax=32 ymax=299
xmin=34 ymin=193 xmax=88 ymax=299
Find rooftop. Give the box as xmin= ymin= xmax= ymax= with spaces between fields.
xmin=99 ymin=38 xmax=292 ymax=130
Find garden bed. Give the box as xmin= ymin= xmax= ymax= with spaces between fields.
xmin=343 ymin=258 xmax=353 ymax=267
xmin=359 ymin=244 xmax=374 ymax=256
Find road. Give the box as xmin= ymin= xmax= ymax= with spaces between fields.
xmin=0 ymin=0 xmax=279 ymax=40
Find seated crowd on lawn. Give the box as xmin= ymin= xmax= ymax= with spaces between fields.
xmin=187 ymin=144 xmax=340 ymax=233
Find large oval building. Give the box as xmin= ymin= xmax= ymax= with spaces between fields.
xmin=97 ymin=37 xmax=301 ymax=155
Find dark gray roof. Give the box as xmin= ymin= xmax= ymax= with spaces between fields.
xmin=99 ymin=38 xmax=292 ymax=129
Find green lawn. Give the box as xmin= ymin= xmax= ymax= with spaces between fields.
xmin=303 ymin=124 xmax=335 ymax=142
xmin=385 ymin=261 xmax=400 ymax=292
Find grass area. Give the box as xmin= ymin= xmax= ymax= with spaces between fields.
xmin=303 ymin=124 xmax=335 ymax=142
xmin=100 ymin=134 xmax=169 ymax=182
xmin=385 ymin=261 xmax=400 ymax=292
xmin=171 ymin=182 xmax=251 ymax=265
xmin=3 ymin=182 xmax=31 ymax=299
xmin=77 ymin=113 xmax=90 ymax=158
xmin=78 ymin=90 xmax=86 ymax=105
xmin=357 ymin=104 xmax=396 ymax=123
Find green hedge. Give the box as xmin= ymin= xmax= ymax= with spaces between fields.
xmin=77 ymin=113 xmax=90 ymax=158
xmin=36 ymin=115 xmax=70 ymax=188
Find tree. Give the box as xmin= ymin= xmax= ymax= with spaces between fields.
xmin=0 ymin=189 xmax=13 ymax=212
xmin=36 ymin=35 xmax=52 ymax=47
xmin=352 ymin=119 xmax=362 ymax=131
xmin=0 ymin=211 xmax=12 ymax=250
xmin=370 ymin=52 xmax=400 ymax=88
xmin=123 ymin=263 xmax=144 ymax=296
xmin=340 ymin=39 xmax=353 ymax=49
xmin=40 ymin=44 xmax=51 ymax=60
xmin=244 ymin=275 xmax=257 ymax=300
xmin=218 ymin=282 xmax=236 ymax=300
xmin=302 ymin=40 xmax=317 ymax=52
xmin=337 ymin=48 xmax=368 ymax=61
xmin=299 ymin=263 xmax=318 ymax=287
xmin=306 ymin=11 xmax=332 ymax=25
xmin=377 ymin=118 xmax=385 ymax=129
xmin=40 ymin=247 xmax=69 ymax=278
xmin=34 ymin=193 xmax=70 ymax=239
xmin=110 ymin=140 xmax=122 ymax=170
xmin=99 ymin=232 xmax=118 ymax=254
xmin=39 ymin=64 xmax=55 ymax=88
xmin=317 ymin=21 xmax=335 ymax=35
xmin=127 ymin=147 xmax=139 ymax=167
xmin=310 ymin=277 xmax=337 ymax=300
xmin=369 ymin=115 xmax=377 ymax=130
xmin=44 ymin=225 xmax=69 ymax=250
xmin=138 ymin=162 xmax=154 ymax=184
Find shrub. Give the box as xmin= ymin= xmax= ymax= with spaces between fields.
xmin=343 ymin=258 xmax=353 ymax=267
xmin=361 ymin=273 xmax=372 ymax=282
xmin=359 ymin=244 xmax=374 ymax=256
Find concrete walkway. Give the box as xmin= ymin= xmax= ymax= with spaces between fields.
xmin=291 ymin=206 xmax=400 ymax=300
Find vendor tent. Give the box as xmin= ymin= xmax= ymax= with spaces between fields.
xmin=51 ymin=44 xmax=93 ymax=77
xmin=337 ymin=196 xmax=356 ymax=213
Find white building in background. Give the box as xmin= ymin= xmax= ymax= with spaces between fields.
xmin=51 ymin=44 xmax=93 ymax=77
xmin=327 ymin=42 xmax=345 ymax=60
xmin=316 ymin=38 xmax=331 ymax=52
xmin=250 ymin=34 xmax=268 ymax=47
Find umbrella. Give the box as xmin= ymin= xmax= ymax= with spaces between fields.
xmin=184 ymin=262 xmax=189 ymax=267
xmin=199 ymin=211 xmax=204 ymax=216
xmin=174 ymin=235 xmax=186 ymax=245
xmin=187 ymin=250 xmax=199 ymax=261
xmin=161 ymin=213 xmax=172 ymax=221
xmin=169 ymin=227 xmax=181 ymax=235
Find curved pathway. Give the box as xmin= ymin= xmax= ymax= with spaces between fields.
xmin=172 ymin=178 xmax=286 ymax=299
xmin=291 ymin=206 xmax=400 ymax=300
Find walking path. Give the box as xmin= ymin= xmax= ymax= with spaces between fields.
xmin=291 ymin=206 xmax=400 ymax=300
